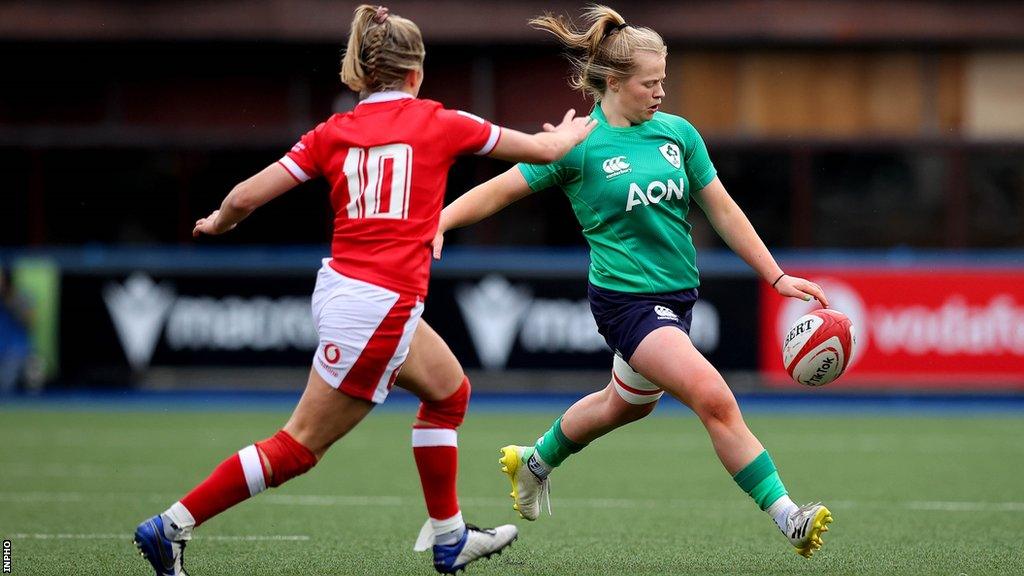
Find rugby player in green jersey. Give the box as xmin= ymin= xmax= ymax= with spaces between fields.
xmin=433 ymin=5 xmax=834 ymax=559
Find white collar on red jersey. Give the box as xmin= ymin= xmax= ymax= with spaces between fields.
xmin=360 ymin=91 xmax=415 ymax=105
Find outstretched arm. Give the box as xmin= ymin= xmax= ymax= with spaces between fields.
xmin=487 ymin=109 xmax=595 ymax=164
xmin=694 ymin=176 xmax=829 ymax=307
xmin=193 ymin=163 xmax=299 ymax=237
xmin=432 ymin=167 xmax=534 ymax=259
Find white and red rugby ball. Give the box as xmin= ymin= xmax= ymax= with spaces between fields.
xmin=782 ymin=309 xmax=856 ymax=386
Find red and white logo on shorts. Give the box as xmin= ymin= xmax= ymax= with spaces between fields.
xmin=323 ymin=343 xmax=342 ymax=365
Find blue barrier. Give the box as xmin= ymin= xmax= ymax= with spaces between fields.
xmin=3 ymin=388 xmax=1023 ymax=415
xmin=2 ymin=245 xmax=1023 ymax=276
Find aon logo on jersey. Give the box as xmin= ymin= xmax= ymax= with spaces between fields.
xmin=625 ymin=178 xmax=685 ymax=212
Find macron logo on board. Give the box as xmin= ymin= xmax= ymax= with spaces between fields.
xmin=455 ymin=276 xmax=532 ymax=369
xmin=103 ymin=273 xmax=176 ymax=371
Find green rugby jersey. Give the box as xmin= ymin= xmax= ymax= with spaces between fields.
xmin=518 ymin=104 xmax=717 ymax=294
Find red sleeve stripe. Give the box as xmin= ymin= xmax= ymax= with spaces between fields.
xmin=278 ymin=156 xmax=311 ymax=182
xmin=474 ymin=125 xmax=501 ymax=156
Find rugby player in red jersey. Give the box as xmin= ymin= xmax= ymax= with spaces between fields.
xmin=132 ymin=5 xmax=595 ymax=575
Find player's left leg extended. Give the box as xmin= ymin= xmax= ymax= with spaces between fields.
xmin=397 ymin=321 xmax=517 ymax=574
xmin=134 ymin=368 xmax=372 ymax=576
xmin=629 ymin=326 xmax=833 ymax=558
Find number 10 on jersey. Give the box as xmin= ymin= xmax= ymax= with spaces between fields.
xmin=343 ymin=144 xmax=413 ymax=220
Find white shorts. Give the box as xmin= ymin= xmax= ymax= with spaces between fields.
xmin=311 ymin=259 xmax=423 ymax=404
xmin=611 ymin=355 xmax=664 ymax=405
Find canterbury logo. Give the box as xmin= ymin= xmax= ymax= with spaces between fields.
xmin=654 ymin=305 xmax=678 ymax=321
xmin=602 ymin=156 xmax=631 ymax=178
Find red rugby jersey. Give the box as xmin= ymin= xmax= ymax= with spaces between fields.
xmin=278 ymin=92 xmax=500 ymax=296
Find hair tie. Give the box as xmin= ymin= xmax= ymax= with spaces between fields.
xmin=373 ymin=6 xmax=390 ymax=24
xmin=605 ymin=22 xmax=629 ymax=38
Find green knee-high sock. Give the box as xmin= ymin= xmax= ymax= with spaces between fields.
xmin=529 ymin=416 xmax=587 ymax=469
xmin=733 ymin=450 xmax=788 ymax=510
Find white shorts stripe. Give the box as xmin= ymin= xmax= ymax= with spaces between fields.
xmin=474 ymin=125 xmax=501 ymax=156
xmin=411 ymin=428 xmax=458 ymax=448
xmin=278 ymin=155 xmax=311 ymax=182
xmin=238 ymin=445 xmax=267 ymax=496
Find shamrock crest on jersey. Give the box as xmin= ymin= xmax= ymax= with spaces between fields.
xmin=659 ymin=142 xmax=681 ymax=169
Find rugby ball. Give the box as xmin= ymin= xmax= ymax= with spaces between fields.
xmin=782 ymin=309 xmax=856 ymax=386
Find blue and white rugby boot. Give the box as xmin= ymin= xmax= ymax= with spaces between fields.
xmin=134 ymin=514 xmax=189 ymax=576
xmin=432 ymin=524 xmax=518 ymax=574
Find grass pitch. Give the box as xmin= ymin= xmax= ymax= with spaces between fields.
xmin=1 ymin=403 xmax=1022 ymax=575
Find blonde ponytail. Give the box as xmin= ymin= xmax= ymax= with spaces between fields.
xmin=530 ymin=4 xmax=665 ymax=101
xmin=340 ymin=5 xmax=425 ymax=94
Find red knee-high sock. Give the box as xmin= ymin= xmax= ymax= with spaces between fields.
xmin=179 ymin=445 xmax=266 ymax=527
xmin=412 ymin=378 xmax=471 ymax=523
xmin=178 ymin=430 xmax=316 ymax=527
xmin=412 ymin=429 xmax=460 ymax=521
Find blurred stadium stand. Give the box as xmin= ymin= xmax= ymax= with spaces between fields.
xmin=1 ymin=1 xmax=1023 ymax=393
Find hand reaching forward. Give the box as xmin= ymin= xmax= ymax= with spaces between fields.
xmin=774 ymin=274 xmax=830 ymax=308
xmin=543 ymin=108 xmax=597 ymax=145
xmin=192 ymin=210 xmax=235 ymax=237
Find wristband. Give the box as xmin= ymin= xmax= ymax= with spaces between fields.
xmin=771 ymin=273 xmax=786 ymax=288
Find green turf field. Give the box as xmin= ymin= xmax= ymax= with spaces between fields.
xmin=1 ymin=407 xmax=1022 ymax=575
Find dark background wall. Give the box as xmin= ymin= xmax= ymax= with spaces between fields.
xmin=3 ymin=1 xmax=1023 ymax=252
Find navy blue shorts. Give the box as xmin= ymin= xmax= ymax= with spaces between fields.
xmin=587 ymin=283 xmax=699 ymax=362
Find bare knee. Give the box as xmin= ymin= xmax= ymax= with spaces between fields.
xmin=281 ymin=419 xmax=334 ymax=459
xmin=398 ymin=320 xmax=465 ymax=402
xmin=694 ymin=387 xmax=741 ymax=429
xmin=283 ymin=376 xmax=375 ymax=457
xmin=418 ymin=369 xmax=466 ymax=403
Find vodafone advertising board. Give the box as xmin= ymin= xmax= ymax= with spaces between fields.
xmin=760 ymin=269 xmax=1024 ymax=388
